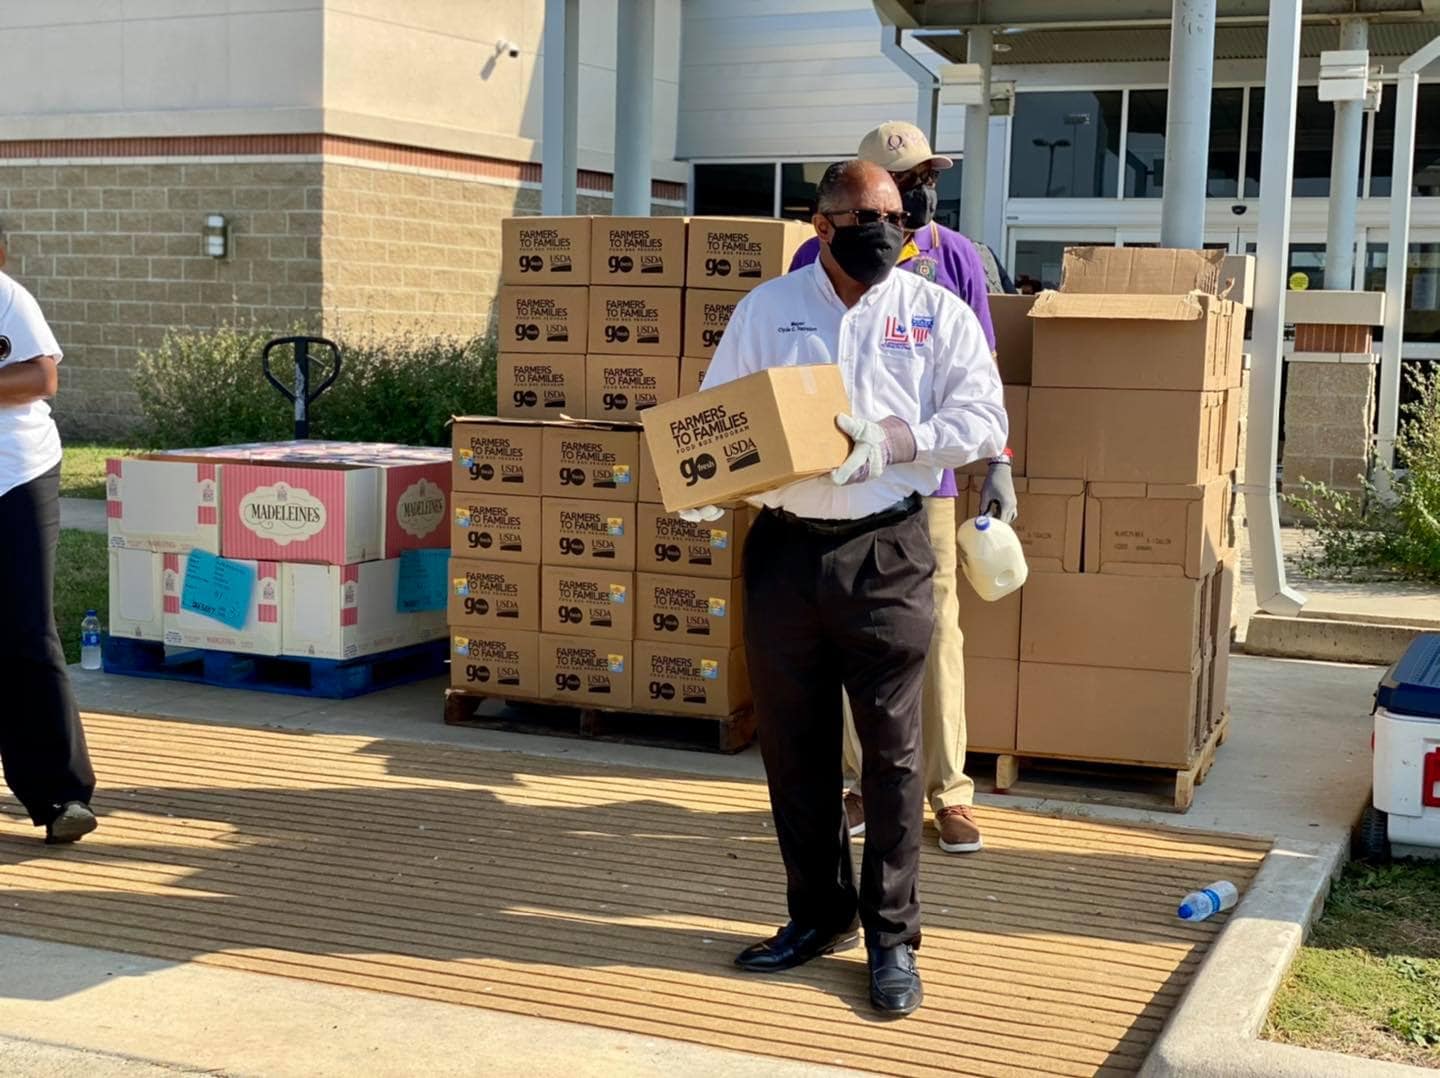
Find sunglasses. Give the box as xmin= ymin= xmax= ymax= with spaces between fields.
xmin=824 ymin=209 xmax=906 ymax=228
xmin=892 ymin=166 xmax=940 ymax=192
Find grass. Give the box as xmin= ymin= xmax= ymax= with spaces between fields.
xmin=54 ymin=529 xmax=108 ymax=665
xmin=1266 ymin=860 xmax=1440 ymax=1068
xmin=61 ymin=442 xmax=138 ymax=499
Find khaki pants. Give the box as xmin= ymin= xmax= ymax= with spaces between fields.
xmin=843 ymin=496 xmax=972 ymax=811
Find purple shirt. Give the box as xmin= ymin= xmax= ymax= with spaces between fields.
xmin=789 ymin=223 xmax=998 ymax=498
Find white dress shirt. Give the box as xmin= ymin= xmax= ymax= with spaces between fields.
xmin=0 ymin=272 xmax=63 ymax=499
xmin=701 ymin=259 xmax=1007 ymax=520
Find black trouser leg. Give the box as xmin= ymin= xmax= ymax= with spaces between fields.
xmin=830 ymin=511 xmax=934 ymax=948
xmin=742 ymin=511 xmax=857 ymax=934
xmin=0 ymin=465 xmax=95 ymax=825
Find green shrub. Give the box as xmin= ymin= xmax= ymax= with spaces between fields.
xmin=1289 ymin=365 xmax=1440 ymax=582
xmin=133 ymin=324 xmax=497 ymax=448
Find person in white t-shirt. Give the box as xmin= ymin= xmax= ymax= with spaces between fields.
xmin=0 ymin=241 xmax=97 ymax=844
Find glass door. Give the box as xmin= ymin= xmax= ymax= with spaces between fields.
xmin=1007 ymin=226 xmax=1118 ymax=293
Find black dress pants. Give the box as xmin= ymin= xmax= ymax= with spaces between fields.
xmin=0 ymin=464 xmax=95 ymax=825
xmin=742 ymin=504 xmax=934 ymax=949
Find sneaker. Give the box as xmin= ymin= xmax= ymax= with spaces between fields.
xmin=844 ymin=790 xmax=866 ymax=837
xmin=45 ymin=802 xmax=98 ymax=845
xmin=936 ymin=806 xmax=982 ymax=854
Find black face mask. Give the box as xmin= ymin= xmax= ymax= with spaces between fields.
xmin=902 ymin=184 xmax=938 ymax=230
xmin=827 ymin=219 xmax=905 ymax=287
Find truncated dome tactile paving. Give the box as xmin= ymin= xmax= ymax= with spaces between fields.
xmin=0 ymin=714 xmax=1270 ymax=1077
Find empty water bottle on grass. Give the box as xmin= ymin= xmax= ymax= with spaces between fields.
xmin=80 ymin=610 xmax=102 ymax=670
xmin=1177 ymin=880 xmax=1239 ymax=922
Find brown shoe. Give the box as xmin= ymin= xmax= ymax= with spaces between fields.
xmin=936 ymin=806 xmax=982 ymax=854
xmin=844 ymin=790 xmax=865 ymax=837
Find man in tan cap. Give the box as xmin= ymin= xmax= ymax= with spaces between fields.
xmin=790 ymin=121 xmax=1017 ymax=856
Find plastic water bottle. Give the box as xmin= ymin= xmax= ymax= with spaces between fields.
xmin=80 ymin=610 xmax=102 ymax=671
xmin=957 ymin=515 xmax=1028 ymax=601
xmin=1177 ymin=880 xmax=1239 ymax=922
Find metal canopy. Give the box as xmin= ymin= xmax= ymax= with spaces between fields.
xmin=877 ymin=0 xmax=1435 ymax=28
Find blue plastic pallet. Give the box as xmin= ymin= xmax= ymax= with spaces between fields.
xmin=102 ymin=635 xmax=447 ymax=700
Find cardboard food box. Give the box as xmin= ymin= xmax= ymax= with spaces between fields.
xmin=1206 ymin=558 xmax=1237 ymax=732
xmin=108 ymin=548 xmax=165 ymax=642
xmin=637 ymin=504 xmax=749 ymax=579
xmin=957 ymin=574 xmax=1021 ymax=660
xmin=966 ymin=476 xmax=1083 ymax=573
xmin=452 ymin=418 xmax=544 ymax=496
xmin=588 ymin=286 xmax=683 ymax=357
xmin=497 ymin=354 xmax=587 ymax=418
xmin=1018 ymin=658 xmax=1204 ymax=769
xmin=633 ymin=641 xmax=749 ymax=717
xmin=636 ymin=572 xmax=744 ymax=646
xmin=447 ymin=558 xmax=540 ymax=631
xmin=106 ymin=457 xmax=221 ymax=554
xmin=686 ymin=218 xmax=810 ymax=292
xmin=988 ymin=294 xmax=1036 ymax=385
xmin=640 ymin=364 xmax=851 ymax=512
xmin=1019 ymin=572 xmax=1206 ymax=674
xmin=1056 ymin=245 xmax=1225 ymax=295
xmin=1027 ymin=387 xmax=1226 ymax=484
xmin=540 ymin=421 xmax=641 ymax=502
xmin=683 ymin=289 xmax=740 ymax=359
xmin=498 ymin=285 xmax=588 ymax=354
xmin=450 ymin=628 xmax=540 ymax=698
xmin=638 ymin=438 xmax=662 ymax=505
xmin=585 ymin=355 xmax=681 ymax=421
xmin=282 ymin=559 xmax=445 ymax=660
xmin=450 ymin=493 xmax=542 ymax=563
xmin=1221 ymin=388 xmax=1242 ymax=474
xmin=542 ymin=497 xmax=637 ymax=570
xmin=1084 ymin=476 xmax=1232 ymax=578
xmin=539 ymin=634 xmax=632 ymax=707
xmin=962 ymin=384 xmax=1028 ymax=476
xmin=590 ymin=217 xmax=686 ymax=287
xmin=220 ymin=462 xmax=382 ymax=566
xmin=680 ymin=356 xmax=712 ymax=395
xmin=163 ymin=553 xmax=282 ymax=656
xmin=501 ymin=216 xmax=590 ymax=284
xmin=964 ymin=656 xmax=1019 ymax=753
xmin=541 ymin=566 xmax=635 ymax=640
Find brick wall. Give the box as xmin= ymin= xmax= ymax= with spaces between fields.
xmin=0 ymin=161 xmax=325 ymax=437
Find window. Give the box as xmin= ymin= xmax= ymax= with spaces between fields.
xmin=1207 ymin=88 xmax=1244 ymax=198
xmin=692 ymin=163 xmax=775 ymax=217
xmin=934 ymin=164 xmax=964 ymax=231
xmin=1245 ymin=87 xmax=1335 ymax=197
xmin=1364 ymin=242 xmax=1440 ymax=342
xmin=1367 ymin=84 xmax=1440 ymax=197
xmin=1010 ymin=91 xmax=1123 ymax=198
xmin=779 ymin=163 xmax=825 ymax=218
xmin=1123 ymin=88 xmax=1242 ymax=199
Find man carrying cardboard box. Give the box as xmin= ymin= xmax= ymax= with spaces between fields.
xmin=685 ymin=160 xmax=1006 ymax=1015
xmin=792 ymin=120 xmax=1016 ymax=855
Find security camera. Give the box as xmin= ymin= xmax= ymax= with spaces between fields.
xmin=1231 ymin=204 xmax=1248 ymax=216
xmin=497 ymin=39 xmax=520 ymax=59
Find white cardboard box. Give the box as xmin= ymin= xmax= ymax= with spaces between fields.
xmin=106 ymin=457 xmax=221 ymax=553
xmin=162 ymin=553 xmax=283 ymax=656
xmin=107 ymin=548 xmax=165 ymax=642
xmin=281 ymin=559 xmax=446 ymax=660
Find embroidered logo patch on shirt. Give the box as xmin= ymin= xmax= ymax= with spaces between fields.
xmin=910 ymin=315 xmax=934 ymax=345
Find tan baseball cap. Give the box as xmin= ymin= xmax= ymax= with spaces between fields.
xmin=857 ymin=121 xmax=954 ymax=174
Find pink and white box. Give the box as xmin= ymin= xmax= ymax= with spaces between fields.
xmin=107 ymin=457 xmax=221 ymax=553
xmin=108 ymin=548 xmax=165 ymax=642
xmin=281 ymin=559 xmax=446 ymax=660
xmin=162 ymin=553 xmax=282 ymax=655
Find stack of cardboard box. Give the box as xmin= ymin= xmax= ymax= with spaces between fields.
xmin=960 ymin=247 xmax=1242 ymax=776
xmin=448 ymin=415 xmax=753 ymax=719
xmin=106 ymin=441 xmax=450 ymax=661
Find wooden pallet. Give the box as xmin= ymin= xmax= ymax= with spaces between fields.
xmin=981 ymin=708 xmax=1232 ymax=813
xmin=102 ymin=635 xmax=448 ymax=700
xmin=443 ymin=689 xmax=756 ymax=754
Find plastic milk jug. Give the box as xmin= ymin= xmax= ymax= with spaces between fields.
xmin=957 ymin=516 xmax=1028 ymax=601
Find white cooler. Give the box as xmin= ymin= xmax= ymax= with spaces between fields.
xmin=1368 ymin=633 xmax=1440 ymax=855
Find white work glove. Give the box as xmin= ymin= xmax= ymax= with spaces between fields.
xmin=678 ymin=505 xmax=724 ymax=523
xmin=978 ymin=459 xmax=1019 ymax=524
xmin=832 ymin=413 xmax=917 ymax=486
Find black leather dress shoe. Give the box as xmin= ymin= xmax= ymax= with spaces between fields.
xmin=868 ymin=943 xmax=923 ymax=1016
xmin=734 ymin=921 xmax=860 ymax=973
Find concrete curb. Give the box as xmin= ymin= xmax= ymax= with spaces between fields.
xmin=1141 ymin=837 xmax=1434 ymax=1078
xmin=1244 ymin=612 xmax=1432 ymax=666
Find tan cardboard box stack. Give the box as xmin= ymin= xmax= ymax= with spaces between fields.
xmin=450 ymin=415 xmax=753 ymax=720
xmin=963 ymin=248 xmax=1242 ymax=779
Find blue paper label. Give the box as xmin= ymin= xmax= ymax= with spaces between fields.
xmin=181 ymin=549 xmax=256 ymax=631
xmin=397 ymin=548 xmax=449 ymax=613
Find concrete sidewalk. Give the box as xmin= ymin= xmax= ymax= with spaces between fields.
xmin=60 ymin=496 xmax=107 ymax=535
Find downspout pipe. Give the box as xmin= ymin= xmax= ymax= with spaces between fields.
xmin=880 ymin=26 xmax=940 ymax=145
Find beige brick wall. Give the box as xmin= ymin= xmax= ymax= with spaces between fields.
xmin=1281 ymin=361 xmax=1377 ymax=494
xmin=0 ymin=161 xmax=325 ymax=438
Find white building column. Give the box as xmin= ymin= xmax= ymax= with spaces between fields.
xmin=959 ymin=27 xmax=992 ymax=244
xmin=613 ymin=0 xmax=656 ymax=217
xmin=1159 ymin=0 xmax=1217 ymax=249
xmin=541 ymin=0 xmax=579 ymax=216
xmin=1324 ymin=19 xmax=1368 ymax=289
